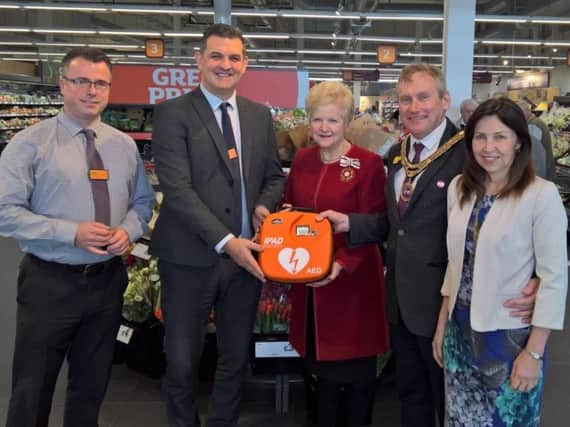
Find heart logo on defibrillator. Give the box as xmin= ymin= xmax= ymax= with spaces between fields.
xmin=278 ymin=248 xmax=310 ymax=275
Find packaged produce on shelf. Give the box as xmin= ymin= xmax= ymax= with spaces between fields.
xmin=0 ymin=106 xmax=60 ymax=117
xmin=0 ymin=93 xmax=62 ymax=105
xmin=0 ymin=117 xmax=42 ymax=130
xmin=102 ymin=107 xmax=148 ymax=132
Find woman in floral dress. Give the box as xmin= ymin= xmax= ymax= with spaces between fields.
xmin=433 ymin=97 xmax=568 ymax=426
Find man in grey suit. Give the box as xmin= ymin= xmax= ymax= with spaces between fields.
xmin=150 ymin=24 xmax=284 ymax=427
xmin=320 ymin=64 xmax=537 ymax=427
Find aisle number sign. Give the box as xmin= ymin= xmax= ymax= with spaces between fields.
xmin=377 ymin=45 xmax=396 ymax=64
xmin=145 ymin=39 xmax=164 ymax=58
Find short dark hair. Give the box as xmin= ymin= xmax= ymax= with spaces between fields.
xmin=458 ymin=97 xmax=535 ymax=206
xmin=200 ymin=23 xmax=246 ymax=55
xmin=60 ymin=47 xmax=112 ymax=76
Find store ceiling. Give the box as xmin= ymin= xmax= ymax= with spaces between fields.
xmin=1 ymin=0 xmax=569 ymax=88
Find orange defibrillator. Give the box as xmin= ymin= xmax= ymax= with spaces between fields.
xmin=258 ymin=210 xmax=333 ymax=283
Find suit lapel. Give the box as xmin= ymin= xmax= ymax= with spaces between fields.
xmin=387 ymin=152 xmax=405 ymax=217
xmin=405 ymin=120 xmax=460 ymax=213
xmin=189 ymin=89 xmax=234 ymax=181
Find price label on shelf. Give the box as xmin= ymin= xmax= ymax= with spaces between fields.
xmin=255 ymin=341 xmax=300 ymax=358
xmin=131 ymin=242 xmax=152 ymax=260
xmin=116 ymin=324 xmax=134 ymax=344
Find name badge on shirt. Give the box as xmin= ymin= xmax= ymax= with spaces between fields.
xmin=89 ymin=169 xmax=109 ymax=181
xmin=227 ymin=148 xmax=238 ymax=160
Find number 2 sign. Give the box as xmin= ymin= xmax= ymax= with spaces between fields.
xmin=377 ymin=46 xmax=396 ymax=64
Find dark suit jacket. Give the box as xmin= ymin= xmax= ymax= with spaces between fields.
xmin=348 ymin=118 xmax=465 ymax=337
xmin=150 ymin=88 xmax=284 ymax=267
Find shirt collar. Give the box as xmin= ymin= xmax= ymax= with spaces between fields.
xmin=200 ymin=84 xmax=237 ymax=112
xmin=410 ymin=117 xmax=447 ymax=151
xmin=57 ymin=110 xmax=102 ymax=137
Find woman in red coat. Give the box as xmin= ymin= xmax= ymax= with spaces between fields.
xmin=284 ymin=81 xmax=390 ymax=427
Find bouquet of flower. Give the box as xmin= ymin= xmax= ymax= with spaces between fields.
xmin=254 ymin=282 xmax=292 ymax=335
xmin=273 ymin=108 xmax=308 ymax=131
xmin=123 ymin=258 xmax=161 ymax=324
xmin=540 ymin=105 xmax=570 ymax=160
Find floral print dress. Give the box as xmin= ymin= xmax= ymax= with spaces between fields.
xmin=443 ymin=195 xmax=544 ymax=427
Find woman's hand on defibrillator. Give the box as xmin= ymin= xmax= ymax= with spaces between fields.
xmin=307 ymin=261 xmax=343 ymax=288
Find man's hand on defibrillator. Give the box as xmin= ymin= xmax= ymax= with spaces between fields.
xmin=317 ymin=210 xmax=350 ymax=233
xmin=223 ymin=237 xmax=266 ymax=282
xmin=252 ymin=204 xmax=270 ymax=233
xmin=307 ymin=261 xmax=343 ymax=288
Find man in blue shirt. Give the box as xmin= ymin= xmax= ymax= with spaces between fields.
xmin=0 ymin=47 xmax=155 ymax=427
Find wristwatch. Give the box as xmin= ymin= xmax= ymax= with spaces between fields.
xmin=525 ymin=349 xmax=543 ymax=361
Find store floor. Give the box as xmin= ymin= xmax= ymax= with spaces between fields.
xmin=0 ymin=236 xmax=569 ymax=426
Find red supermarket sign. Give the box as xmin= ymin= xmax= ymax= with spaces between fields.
xmin=108 ymin=65 xmax=308 ymax=108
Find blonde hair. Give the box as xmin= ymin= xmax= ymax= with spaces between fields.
xmin=398 ymin=63 xmax=447 ymax=98
xmin=305 ymin=81 xmax=354 ymax=125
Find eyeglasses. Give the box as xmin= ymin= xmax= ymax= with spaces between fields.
xmin=62 ymin=76 xmax=112 ymax=91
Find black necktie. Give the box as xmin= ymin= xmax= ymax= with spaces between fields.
xmin=219 ymin=102 xmax=246 ymax=235
xmin=398 ymin=142 xmax=424 ymax=216
xmin=82 ymin=129 xmax=111 ymax=225
xmin=220 ymin=102 xmax=240 ymax=175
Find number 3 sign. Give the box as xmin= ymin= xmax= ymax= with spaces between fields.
xmin=145 ymin=39 xmax=165 ymax=59
xmin=377 ymin=46 xmax=396 ymax=64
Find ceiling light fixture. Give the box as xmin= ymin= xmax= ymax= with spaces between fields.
xmin=0 ymin=28 xmax=32 ymax=32
xmin=544 ymin=42 xmax=570 ymax=46
xmin=298 ymin=49 xmax=348 ymax=55
xmin=309 ymin=77 xmax=343 ymax=81
xmin=400 ymin=52 xmax=443 ymax=57
xmin=88 ymin=44 xmax=143 ymax=49
xmin=531 ymin=18 xmax=570 ymax=24
xmin=366 ymin=15 xmax=443 ymax=21
xmin=357 ymin=37 xmax=415 ymax=43
xmin=280 ymin=11 xmax=357 ymax=19
xmin=233 ymin=11 xmax=278 ymax=17
xmin=34 ymin=29 xmax=96 ymax=34
xmin=98 ymin=30 xmax=161 ymax=37
xmin=475 ymin=16 xmax=528 ymax=23
xmin=110 ymin=7 xmax=191 ymax=15
xmin=243 ymin=33 xmax=290 ymax=39
xmin=0 ymin=42 xmax=35 ymax=46
xmin=482 ymin=40 xmax=541 ymax=46
xmin=163 ymin=32 xmax=202 ymax=38
xmin=24 ymin=5 xmax=107 ymax=12
xmin=248 ymin=49 xmax=296 ymax=54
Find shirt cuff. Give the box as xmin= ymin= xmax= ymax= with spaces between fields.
xmin=215 ymin=233 xmax=235 ymax=254
xmin=54 ymin=220 xmax=79 ymax=245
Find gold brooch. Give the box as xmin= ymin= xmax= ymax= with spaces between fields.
xmin=393 ymin=155 xmax=402 ymax=165
xmin=340 ymin=167 xmax=355 ymax=182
